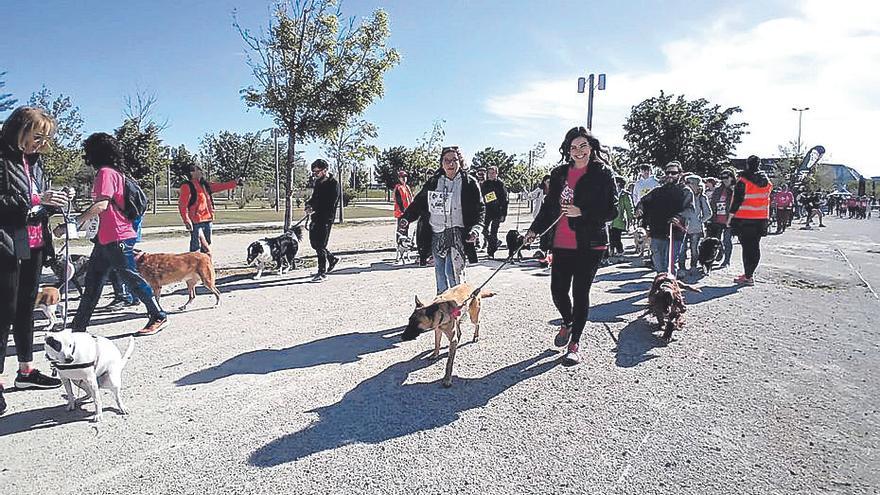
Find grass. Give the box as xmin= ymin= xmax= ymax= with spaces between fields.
xmin=137 ymin=205 xmax=392 ymax=229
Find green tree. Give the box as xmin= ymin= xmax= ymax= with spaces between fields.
xmin=623 ymin=91 xmax=748 ymax=177
xmin=472 ymin=147 xmax=517 ymax=178
xmin=375 ymin=145 xmax=409 ymax=189
xmin=407 ymin=120 xmax=445 ymax=186
xmin=322 ymin=117 xmax=378 ymax=219
xmin=169 ymin=144 xmax=197 ymax=186
xmin=201 ymin=131 xmax=272 ymax=184
xmin=0 ymin=71 xmax=16 ymax=113
xmin=28 ymin=86 xmax=85 ymax=187
xmin=236 ymin=0 xmax=400 ymax=228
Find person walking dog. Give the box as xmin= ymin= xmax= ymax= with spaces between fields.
xmin=306 ymin=159 xmax=341 ymax=282
xmin=524 ymin=127 xmax=618 ymax=365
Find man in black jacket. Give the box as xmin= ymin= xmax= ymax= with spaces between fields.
xmin=480 ymin=165 xmax=509 ymax=258
xmin=305 ymin=159 xmax=340 ymax=283
xmin=638 ymin=161 xmax=693 ymax=276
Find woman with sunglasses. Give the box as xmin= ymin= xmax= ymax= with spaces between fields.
xmin=1 ymin=107 xmax=72 ymax=413
xmin=523 ymin=127 xmax=618 ymax=365
xmin=399 ymin=146 xmax=484 ymax=294
xmin=707 ymin=168 xmax=736 ymax=267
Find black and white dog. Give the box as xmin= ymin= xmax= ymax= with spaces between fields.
xmin=247 ymin=226 xmax=302 ymax=280
xmin=395 ymin=232 xmax=416 ymax=264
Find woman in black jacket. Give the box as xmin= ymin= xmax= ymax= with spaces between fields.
xmin=525 ymin=127 xmax=618 ymax=365
xmin=400 ymin=146 xmax=485 ymax=294
xmin=0 ymin=106 xmax=70 ymax=414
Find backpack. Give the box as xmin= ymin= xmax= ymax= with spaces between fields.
xmin=105 ymin=168 xmax=148 ymax=221
xmin=184 ymin=180 xmax=214 ymax=210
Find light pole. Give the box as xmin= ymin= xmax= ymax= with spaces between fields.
xmin=578 ymin=73 xmax=606 ymax=130
xmin=792 ymin=107 xmax=810 ymax=157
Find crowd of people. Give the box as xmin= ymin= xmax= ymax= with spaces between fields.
xmin=0 ymin=105 xmax=871 ymax=415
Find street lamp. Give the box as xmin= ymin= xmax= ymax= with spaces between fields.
xmin=577 ymin=73 xmax=606 ymax=130
xmin=792 ymin=107 xmax=810 ymax=157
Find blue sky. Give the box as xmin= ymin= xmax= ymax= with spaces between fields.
xmin=3 ymin=0 xmax=878 ymax=176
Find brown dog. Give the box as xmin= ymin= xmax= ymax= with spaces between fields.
xmin=644 ymin=272 xmax=700 ymax=342
xmin=134 ymin=232 xmax=220 ymax=311
xmin=35 ymin=286 xmax=62 ymax=327
xmin=401 ymin=283 xmax=495 ymax=387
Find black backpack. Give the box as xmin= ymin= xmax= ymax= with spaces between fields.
xmin=113 ymin=173 xmax=148 ymax=221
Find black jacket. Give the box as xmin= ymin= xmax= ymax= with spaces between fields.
xmin=529 ymin=161 xmax=618 ymax=251
xmin=0 ymin=140 xmax=57 ymax=261
xmin=480 ymin=179 xmax=508 ymax=219
xmin=640 ymin=182 xmax=693 ymax=236
xmin=306 ymin=174 xmax=340 ymax=224
xmin=401 ymin=168 xmax=485 ymax=236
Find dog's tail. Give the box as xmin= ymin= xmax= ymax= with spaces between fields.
xmin=120 ymin=336 xmax=135 ymax=369
xmin=198 ymin=231 xmax=212 ymax=257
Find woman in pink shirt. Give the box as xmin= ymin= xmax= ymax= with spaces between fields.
xmin=524 ymin=127 xmax=618 ymax=365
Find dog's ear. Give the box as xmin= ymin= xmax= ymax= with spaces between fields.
xmin=414 ymin=295 xmax=424 ymax=308
xmin=45 ymin=336 xmax=62 ymax=352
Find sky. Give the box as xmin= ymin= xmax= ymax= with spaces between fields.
xmin=2 ymin=0 xmax=879 ymax=177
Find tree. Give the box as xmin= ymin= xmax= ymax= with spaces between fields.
xmin=322 ymin=117 xmax=378 ymax=220
xmin=407 ymin=120 xmax=445 ymax=186
xmin=28 ymin=86 xmax=85 ymax=186
xmin=472 ymin=147 xmax=517 ymax=178
xmin=623 ymin=91 xmax=748 ymax=177
xmin=169 ymin=144 xmax=198 ymax=187
xmin=114 ymin=91 xmax=168 ymax=216
xmin=375 ymin=145 xmax=409 ymax=190
xmin=0 ymin=71 xmax=16 ymax=114
xmin=236 ymin=0 xmax=400 ymax=228
xmin=201 ymin=131 xmax=273 ymax=184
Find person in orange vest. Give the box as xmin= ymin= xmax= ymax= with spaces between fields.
xmin=726 ymin=155 xmax=772 ymax=286
xmin=178 ymin=164 xmax=241 ymax=252
xmin=393 ymin=170 xmax=412 ymax=219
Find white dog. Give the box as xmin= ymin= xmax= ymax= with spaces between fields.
xmin=633 ymin=228 xmax=648 ymax=257
xmin=44 ymin=330 xmax=135 ymax=422
xmin=395 ymin=232 xmax=415 ymax=264
xmin=35 ymin=286 xmax=61 ymax=328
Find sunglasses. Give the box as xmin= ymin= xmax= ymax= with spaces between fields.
xmin=665 ymin=170 xmax=681 ymax=176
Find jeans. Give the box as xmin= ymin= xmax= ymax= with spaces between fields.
xmin=110 ymin=270 xmax=140 ymax=304
xmin=309 ymin=221 xmax=336 ymax=274
xmin=550 ymin=249 xmax=603 ymax=345
xmin=0 ymin=249 xmax=42 ymax=372
xmin=189 ymin=222 xmax=212 ymax=252
xmin=71 ymin=239 xmax=165 ymax=331
xmin=651 ymin=235 xmax=685 ymax=276
xmin=677 ymin=233 xmax=703 ymax=270
xmin=706 ymin=223 xmax=733 ymax=265
xmin=434 ymin=250 xmax=459 ymax=294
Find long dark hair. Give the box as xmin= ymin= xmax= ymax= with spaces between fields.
xmin=83 ymin=132 xmax=126 ymax=173
xmin=559 ymin=126 xmax=606 ymax=166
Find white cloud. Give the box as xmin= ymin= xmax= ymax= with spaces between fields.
xmin=485 ymin=0 xmax=880 ymax=177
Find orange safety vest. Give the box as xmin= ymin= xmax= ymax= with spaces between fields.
xmin=393 ymin=184 xmax=413 ymax=218
xmin=734 ymin=177 xmax=772 ymax=220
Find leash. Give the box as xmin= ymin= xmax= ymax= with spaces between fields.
xmin=290 ymin=214 xmax=309 ymax=229
xmin=460 ymin=212 xmax=565 ymax=309
xmin=59 ymin=187 xmax=76 ymax=332
xmin=668 ymin=222 xmax=675 ymax=279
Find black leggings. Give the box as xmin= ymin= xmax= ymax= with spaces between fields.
xmin=309 ymin=221 xmax=336 ymax=274
xmin=737 ymin=226 xmax=763 ymax=278
xmin=0 ymin=249 xmax=43 ymax=373
xmin=550 ymin=248 xmax=603 ymax=345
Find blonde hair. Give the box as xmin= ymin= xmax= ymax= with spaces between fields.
xmin=1 ymin=106 xmax=57 ymax=152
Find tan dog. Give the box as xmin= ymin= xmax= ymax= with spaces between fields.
xmin=401 ymin=283 xmax=495 ymax=387
xmin=633 ymin=227 xmax=648 ymax=257
xmin=134 ymin=232 xmax=221 ymax=311
xmin=35 ymin=286 xmax=62 ymax=327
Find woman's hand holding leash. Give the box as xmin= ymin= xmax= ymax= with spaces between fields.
xmin=562 ymin=204 xmax=582 ymax=218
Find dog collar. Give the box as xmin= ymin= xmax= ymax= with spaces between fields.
xmin=51 ymin=361 xmax=95 ymax=370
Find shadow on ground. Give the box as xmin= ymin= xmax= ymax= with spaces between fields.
xmin=610 ymin=318 xmax=666 ymax=367
xmin=175 ymin=326 xmax=404 ymax=386
xmin=248 ymin=349 xmax=560 ymax=467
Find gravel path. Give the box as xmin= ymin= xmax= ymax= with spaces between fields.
xmin=2 ymin=216 xmax=878 ymax=494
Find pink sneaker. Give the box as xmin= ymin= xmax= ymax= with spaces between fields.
xmin=733 ymin=274 xmax=754 ymax=286
xmin=563 ymin=342 xmax=580 ymax=365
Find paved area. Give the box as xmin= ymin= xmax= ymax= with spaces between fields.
xmin=2 ymin=216 xmax=878 ymax=494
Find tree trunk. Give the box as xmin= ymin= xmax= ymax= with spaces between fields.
xmin=284 ymin=132 xmax=296 ymax=230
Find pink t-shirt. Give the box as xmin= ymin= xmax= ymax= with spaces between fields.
xmin=22 ymin=156 xmax=44 ymax=249
xmin=553 ymin=166 xmax=588 ymax=250
xmin=93 ymin=167 xmax=137 ymax=245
